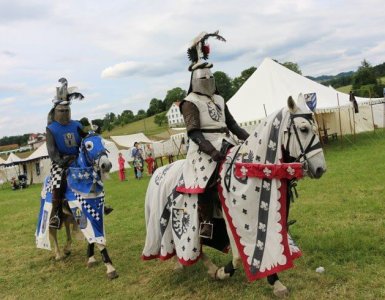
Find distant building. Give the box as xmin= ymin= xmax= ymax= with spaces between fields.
xmin=28 ymin=133 xmax=46 ymax=150
xmin=166 ymin=102 xmax=185 ymax=128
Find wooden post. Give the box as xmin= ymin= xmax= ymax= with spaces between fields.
xmin=337 ymin=94 xmax=343 ymax=147
xmin=370 ymin=98 xmax=375 ymax=133
xmin=352 ymin=107 xmax=356 ymax=142
xmin=263 ymin=104 xmax=267 ymax=117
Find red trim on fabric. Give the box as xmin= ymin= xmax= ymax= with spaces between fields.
xmin=141 ymin=251 xmax=202 ymax=266
xmin=234 ymin=163 xmax=303 ymax=180
xmin=176 ymin=185 xmax=205 ymax=194
xmin=218 ymin=158 xmax=301 ymax=281
xmin=141 ymin=251 xmax=176 ymax=261
xmin=177 ymin=252 xmax=202 ymax=266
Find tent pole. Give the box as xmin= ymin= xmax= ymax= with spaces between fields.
xmin=337 ymin=94 xmax=343 ymax=147
xmin=352 ymin=107 xmax=356 ymax=142
xmin=263 ymin=104 xmax=267 ymax=117
xmin=370 ymin=99 xmax=375 ymax=134
xmin=314 ymin=112 xmax=325 ymax=148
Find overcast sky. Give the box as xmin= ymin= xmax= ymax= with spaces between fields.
xmin=1 ymin=0 xmax=385 ymax=138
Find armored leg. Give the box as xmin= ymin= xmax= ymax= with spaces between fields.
xmin=198 ymin=191 xmax=214 ymax=239
xmin=49 ymin=188 xmax=63 ymax=229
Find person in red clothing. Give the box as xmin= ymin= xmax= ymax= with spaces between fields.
xmin=145 ymin=153 xmax=155 ymax=175
xmin=118 ymin=152 xmax=126 ymax=181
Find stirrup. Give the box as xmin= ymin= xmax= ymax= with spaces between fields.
xmin=199 ymin=221 xmax=213 ymax=239
xmin=49 ymin=215 xmax=61 ymax=229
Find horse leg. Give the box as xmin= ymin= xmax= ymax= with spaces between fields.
xmin=49 ymin=228 xmax=63 ymax=260
xmin=172 ymin=256 xmax=184 ymax=272
xmin=201 ymin=252 xmax=220 ymax=279
xmin=267 ymin=273 xmax=289 ymax=298
xmin=96 ymin=243 xmax=118 ymax=280
xmin=63 ymin=218 xmax=72 ymax=256
xmin=86 ymin=243 xmax=97 ymax=268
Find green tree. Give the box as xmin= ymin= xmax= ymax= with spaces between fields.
xmin=281 ymin=61 xmax=302 ymax=75
xmin=163 ymin=87 xmax=186 ymax=110
xmin=232 ymin=66 xmax=257 ymax=95
xmin=147 ymin=98 xmax=165 ymax=116
xmin=154 ymin=112 xmax=168 ymax=127
xmin=213 ymin=71 xmax=233 ymax=102
xmin=102 ymin=112 xmax=116 ymax=132
xmin=352 ymin=60 xmax=377 ymax=90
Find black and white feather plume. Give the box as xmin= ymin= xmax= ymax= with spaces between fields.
xmin=187 ymin=30 xmax=226 ymax=71
xmin=52 ymin=77 xmax=84 ymax=105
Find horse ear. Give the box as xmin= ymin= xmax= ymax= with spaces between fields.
xmin=77 ymin=126 xmax=88 ymax=138
xmin=287 ymin=96 xmax=298 ymax=113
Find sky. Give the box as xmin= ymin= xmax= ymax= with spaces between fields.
xmin=1 ymin=0 xmax=385 ymax=139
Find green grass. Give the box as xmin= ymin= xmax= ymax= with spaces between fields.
xmin=2 ymin=131 xmax=385 ymax=299
xmin=101 ymin=115 xmax=168 ymax=140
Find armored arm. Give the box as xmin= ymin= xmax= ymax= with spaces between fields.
xmin=180 ymin=100 xmax=224 ymax=162
xmin=224 ymin=105 xmax=249 ymax=141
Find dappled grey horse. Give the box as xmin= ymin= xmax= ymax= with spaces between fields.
xmin=143 ymin=95 xmax=326 ymax=297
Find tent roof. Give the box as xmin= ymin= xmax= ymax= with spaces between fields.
xmin=0 ymin=156 xmax=5 ymax=165
xmin=227 ymin=57 xmax=383 ymax=123
xmin=110 ymin=133 xmax=153 ymax=148
xmin=23 ymin=142 xmax=49 ymax=162
xmin=5 ymin=152 xmax=22 ymax=164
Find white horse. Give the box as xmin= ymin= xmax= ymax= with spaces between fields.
xmin=143 ymin=95 xmax=326 ymax=297
xmin=36 ymin=132 xmax=118 ymax=279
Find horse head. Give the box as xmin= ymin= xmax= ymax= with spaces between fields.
xmin=283 ymin=95 xmax=326 ymax=179
xmin=78 ymin=132 xmax=112 ymax=173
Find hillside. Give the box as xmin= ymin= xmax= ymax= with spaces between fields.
xmin=101 ymin=115 xmax=172 ymax=141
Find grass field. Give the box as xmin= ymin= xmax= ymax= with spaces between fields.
xmin=2 ymin=130 xmax=385 ymax=299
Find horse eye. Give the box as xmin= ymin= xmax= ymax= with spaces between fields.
xmin=85 ymin=141 xmax=94 ymax=150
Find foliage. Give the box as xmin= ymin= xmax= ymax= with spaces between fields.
xmin=0 ymin=134 xmax=30 ymax=147
xmin=232 ymin=66 xmax=257 ymax=95
xmin=163 ymin=87 xmax=187 ymax=111
xmin=281 ymin=61 xmax=302 ymax=75
xmin=146 ymin=98 xmax=164 ymax=117
xmin=154 ymin=112 xmax=168 ymax=127
xmin=213 ymin=71 xmax=233 ymax=102
xmin=352 ymin=60 xmax=378 ymax=90
xmin=2 ymin=131 xmax=385 ymax=299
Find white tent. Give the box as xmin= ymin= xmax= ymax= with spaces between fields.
xmin=5 ymin=153 xmax=22 ymax=165
xmin=103 ymin=139 xmax=131 ymax=172
xmin=228 ymin=58 xmax=384 ymax=137
xmin=20 ymin=142 xmax=51 ymax=184
xmin=0 ymin=157 xmax=5 ymax=165
xmin=110 ymin=133 xmax=153 ymax=148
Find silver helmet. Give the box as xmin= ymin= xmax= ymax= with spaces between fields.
xmin=53 ymin=104 xmax=71 ymax=125
xmin=191 ymin=67 xmax=216 ymax=96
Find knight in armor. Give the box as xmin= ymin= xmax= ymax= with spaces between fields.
xmin=177 ymin=31 xmax=249 ymax=238
xmin=46 ymin=78 xmax=85 ymax=228
xmin=46 ymin=78 xmax=113 ymax=228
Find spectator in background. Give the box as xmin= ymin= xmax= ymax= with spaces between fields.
xmin=131 ymin=142 xmax=144 ymax=179
xmin=118 ymin=152 xmax=126 ymax=181
xmin=145 ymin=153 xmax=155 ymax=175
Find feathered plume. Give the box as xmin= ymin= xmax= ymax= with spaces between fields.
xmin=187 ymin=30 xmax=226 ymax=71
xmin=52 ymin=77 xmax=84 ymax=105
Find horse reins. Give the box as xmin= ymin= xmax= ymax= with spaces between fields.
xmin=284 ymin=113 xmax=321 ymax=165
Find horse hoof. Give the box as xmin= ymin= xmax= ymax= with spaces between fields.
xmin=107 ymin=271 xmax=119 ymax=280
xmin=214 ymin=267 xmax=230 ymax=280
xmin=273 ymin=280 xmax=289 ymax=298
